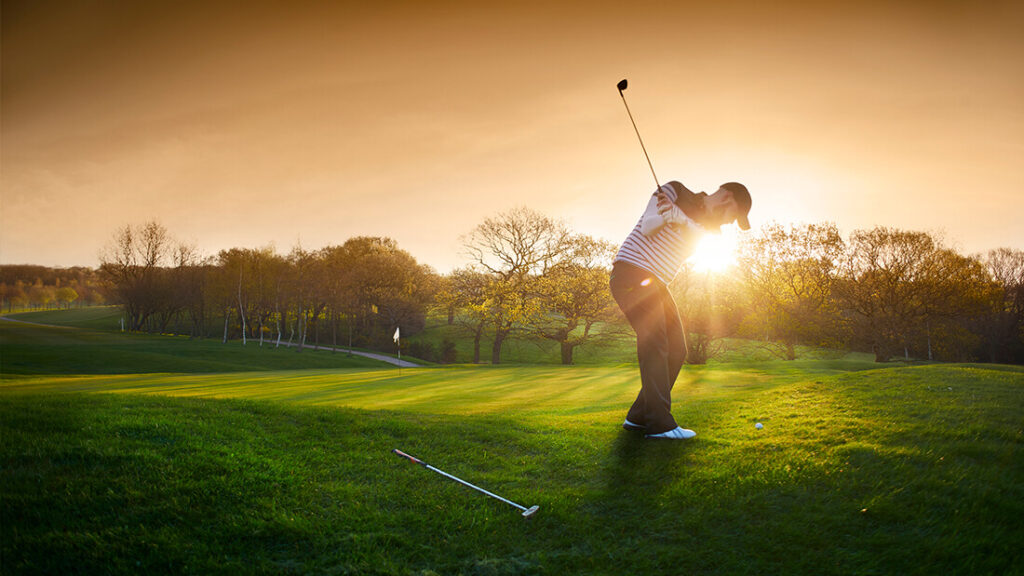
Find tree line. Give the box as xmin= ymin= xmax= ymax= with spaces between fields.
xmin=8 ymin=213 xmax=1022 ymax=365
xmin=95 ymin=221 xmax=438 ymax=354
xmin=90 ymin=212 xmax=622 ymax=365
xmin=0 ymin=265 xmax=105 ymax=312
xmin=694 ymin=223 xmax=1023 ymax=364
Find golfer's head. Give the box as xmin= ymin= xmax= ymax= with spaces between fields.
xmin=711 ymin=182 xmax=752 ymax=231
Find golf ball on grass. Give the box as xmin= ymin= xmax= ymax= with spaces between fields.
xmin=755 ymin=422 xmax=764 ymax=430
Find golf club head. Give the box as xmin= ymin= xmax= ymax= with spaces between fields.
xmin=521 ymin=505 xmax=539 ymax=518
xmin=617 ymin=79 xmax=628 ymax=93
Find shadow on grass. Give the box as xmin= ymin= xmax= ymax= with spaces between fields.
xmin=595 ymin=430 xmax=697 ymax=513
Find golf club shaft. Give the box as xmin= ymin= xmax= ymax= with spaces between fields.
xmin=392 ymin=449 xmax=530 ymax=513
xmin=427 ymin=464 xmax=528 ymax=512
xmin=618 ymin=90 xmax=660 ymax=190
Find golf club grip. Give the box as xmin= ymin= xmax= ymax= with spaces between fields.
xmin=392 ymin=449 xmax=425 ymax=466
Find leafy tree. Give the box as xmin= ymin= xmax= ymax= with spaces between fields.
xmin=835 ymin=227 xmax=992 ymax=362
xmin=670 ymin=264 xmax=749 ymax=364
xmin=286 ymin=246 xmax=321 ymax=350
xmin=28 ymin=281 xmax=55 ymax=309
xmin=973 ymin=248 xmax=1024 ymax=363
xmin=442 ymin=268 xmax=491 ymax=363
xmin=913 ymin=248 xmax=993 ymax=361
xmin=6 ymin=282 xmax=29 ymax=311
xmin=328 ymin=237 xmax=437 ymax=350
xmin=432 ymin=273 xmax=458 ymax=326
xmin=738 ymin=222 xmax=845 ymax=359
xmin=1 ymin=266 xmax=103 ymax=311
xmin=54 ymin=286 xmax=79 ymax=309
xmin=209 ymin=246 xmax=285 ymax=344
xmin=528 ymin=235 xmax=620 ymax=365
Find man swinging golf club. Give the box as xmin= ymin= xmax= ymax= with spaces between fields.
xmin=612 ymin=79 xmax=752 ymax=439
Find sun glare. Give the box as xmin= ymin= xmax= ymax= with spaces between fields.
xmin=689 ymin=229 xmax=739 ymax=273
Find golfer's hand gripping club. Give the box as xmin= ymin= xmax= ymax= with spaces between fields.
xmin=391 ymin=449 xmax=539 ymax=518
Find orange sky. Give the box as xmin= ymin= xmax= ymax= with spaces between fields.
xmin=2 ymin=0 xmax=1022 ymax=271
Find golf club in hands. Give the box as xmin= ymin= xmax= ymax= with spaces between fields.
xmin=617 ymin=78 xmax=661 ymax=191
xmin=392 ymin=449 xmax=539 ymax=519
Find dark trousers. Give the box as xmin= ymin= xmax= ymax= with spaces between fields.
xmin=609 ymin=261 xmax=685 ymax=434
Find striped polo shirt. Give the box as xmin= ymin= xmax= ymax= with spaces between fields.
xmin=614 ymin=182 xmax=703 ymax=285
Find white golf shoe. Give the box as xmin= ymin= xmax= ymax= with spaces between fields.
xmin=645 ymin=426 xmax=697 ymax=440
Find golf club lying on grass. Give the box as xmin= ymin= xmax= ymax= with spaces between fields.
xmin=392 ymin=449 xmax=539 ymax=519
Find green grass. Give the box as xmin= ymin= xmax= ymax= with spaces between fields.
xmin=1 ymin=314 xmax=389 ymax=376
xmin=6 ymin=306 xmax=860 ymax=366
xmin=5 ymin=306 xmax=127 ymax=331
xmin=407 ymin=314 xmax=866 ymax=366
xmin=2 ymin=311 xmax=1023 ymax=574
xmin=1 ymin=361 xmax=879 ymax=415
xmin=403 ymin=317 xmax=639 ymax=365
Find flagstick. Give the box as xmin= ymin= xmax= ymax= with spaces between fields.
xmin=394 ymin=326 xmax=402 ymax=377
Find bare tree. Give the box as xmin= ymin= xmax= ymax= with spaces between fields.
xmin=171 ymin=244 xmax=212 ymax=338
xmin=99 ymin=221 xmax=174 ymax=331
xmin=463 ymin=207 xmax=573 ymax=279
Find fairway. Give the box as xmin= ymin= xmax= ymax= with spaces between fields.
xmin=2 ymin=311 xmax=1023 ymax=575
xmin=1 ymin=360 xmax=876 ymax=416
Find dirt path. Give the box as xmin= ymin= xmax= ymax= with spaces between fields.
xmin=273 ymin=339 xmax=421 ymax=368
xmin=0 ymin=316 xmax=73 ymax=329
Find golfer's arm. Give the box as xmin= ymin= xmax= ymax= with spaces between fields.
xmin=639 ymin=194 xmax=665 ymax=237
xmin=640 ymin=193 xmax=700 ymax=237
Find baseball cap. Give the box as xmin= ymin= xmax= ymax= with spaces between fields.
xmin=721 ymin=182 xmax=752 ymax=231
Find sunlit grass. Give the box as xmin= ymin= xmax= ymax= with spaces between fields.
xmin=2 ymin=359 xmax=886 ymax=417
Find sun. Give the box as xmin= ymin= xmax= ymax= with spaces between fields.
xmin=689 ymin=228 xmax=739 ymax=273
